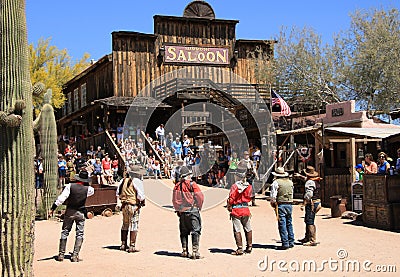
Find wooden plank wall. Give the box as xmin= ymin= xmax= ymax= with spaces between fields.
xmin=112 ymin=17 xmax=275 ymax=99
xmin=323 ymin=174 xmax=352 ymax=207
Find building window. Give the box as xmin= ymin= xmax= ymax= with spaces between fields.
xmin=81 ymin=83 xmax=87 ymax=107
xmin=67 ymin=92 xmax=72 ymax=114
xmin=74 ymin=88 xmax=79 ymax=111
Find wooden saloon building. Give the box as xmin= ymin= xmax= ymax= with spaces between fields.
xmin=56 ymin=1 xmax=274 ymax=146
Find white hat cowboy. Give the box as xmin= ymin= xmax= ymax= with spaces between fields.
xmin=272 ymin=167 xmax=289 ymax=178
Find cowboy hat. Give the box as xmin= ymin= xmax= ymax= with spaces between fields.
xmin=303 ymin=166 xmax=319 ymax=177
xmin=128 ymin=165 xmax=147 ymax=176
xmin=272 ymin=167 xmax=289 ymax=177
xmin=74 ymin=171 xmax=91 ymax=183
xmin=179 ymin=166 xmax=192 ymax=178
xmin=234 ymin=160 xmax=248 ymax=177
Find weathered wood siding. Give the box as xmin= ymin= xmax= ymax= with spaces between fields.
xmin=111 ymin=16 xmax=275 ymax=98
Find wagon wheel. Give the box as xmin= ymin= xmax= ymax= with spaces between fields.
xmin=183 ymin=1 xmax=215 ymax=19
xmin=87 ymin=211 xmax=95 ymax=219
xmin=101 ymin=208 xmax=113 ymax=217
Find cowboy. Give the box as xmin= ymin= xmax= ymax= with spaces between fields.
xmin=226 ymin=161 xmax=253 ymax=255
xmin=299 ymin=166 xmax=321 ymax=246
xmin=116 ymin=165 xmax=146 ymax=253
xmin=49 ymin=171 xmax=94 ymax=262
xmin=171 ymin=159 xmax=184 ymax=184
xmin=269 ymin=167 xmax=295 ymax=250
xmin=172 ymin=166 xmax=204 ymax=259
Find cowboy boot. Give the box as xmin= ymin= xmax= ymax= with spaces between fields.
xmin=120 ymin=230 xmax=128 ymax=251
xmin=191 ymin=233 xmax=201 ymax=259
xmin=128 ymin=231 xmax=138 ymax=253
xmin=244 ymin=231 xmax=253 ymax=254
xmin=180 ymin=235 xmax=189 ymax=257
xmin=231 ymin=232 xmax=244 ymax=255
xmin=303 ymin=225 xmax=318 ymax=246
xmin=56 ymin=239 xmax=67 ymax=262
xmin=71 ymin=238 xmax=83 ymax=262
xmin=298 ymin=225 xmax=310 ymax=243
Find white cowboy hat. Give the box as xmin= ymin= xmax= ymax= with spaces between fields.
xmin=272 ymin=167 xmax=289 ymax=177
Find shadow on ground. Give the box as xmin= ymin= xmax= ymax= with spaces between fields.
xmin=154 ymin=250 xmax=182 ymax=257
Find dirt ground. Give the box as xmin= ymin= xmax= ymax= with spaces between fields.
xmin=33 ymin=179 xmax=399 ymax=276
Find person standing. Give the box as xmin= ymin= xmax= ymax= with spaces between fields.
xmin=57 ymin=154 xmax=67 ymax=189
xmin=363 ymin=153 xmax=377 ymax=175
xmin=172 ymin=166 xmax=204 ymax=259
xmin=155 ymin=124 xmax=166 ymax=147
xmin=117 ymin=165 xmax=146 ymax=253
xmin=299 ymin=166 xmax=321 ymax=247
xmin=171 ymin=137 xmax=182 ymax=160
xmin=182 ymin=135 xmax=191 ymax=157
xmin=395 ymin=148 xmax=400 ymax=174
xmin=377 ymin=152 xmax=390 ymax=175
xmin=242 ymin=151 xmax=258 ymax=206
xmin=49 ymin=171 xmax=94 ymax=262
xmin=226 ymin=161 xmax=253 ymax=255
xmin=269 ymin=167 xmax=295 ymax=250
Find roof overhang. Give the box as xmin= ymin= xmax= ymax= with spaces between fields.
xmin=325 ymin=127 xmax=400 ymax=139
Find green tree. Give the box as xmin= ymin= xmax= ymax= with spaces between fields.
xmin=334 ymin=8 xmax=400 ymax=115
xmin=29 ymin=38 xmax=90 ymax=111
xmin=255 ymin=27 xmax=341 ymax=112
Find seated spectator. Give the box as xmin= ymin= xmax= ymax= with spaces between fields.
xmin=93 ymin=158 xmax=103 ymax=184
xmin=152 ymin=160 xmax=162 ymax=179
xmin=112 ymin=155 xmax=119 ymax=182
xmin=102 ymin=154 xmax=113 ymax=184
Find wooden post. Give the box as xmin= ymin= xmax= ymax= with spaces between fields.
xmin=350 ymin=137 xmax=356 ymax=182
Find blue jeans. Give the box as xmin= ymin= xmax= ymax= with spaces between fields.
xmin=277 ymin=204 xmax=294 ymax=247
xmin=61 ymin=209 xmax=85 ymax=240
xmin=305 ymin=202 xmax=320 ymax=225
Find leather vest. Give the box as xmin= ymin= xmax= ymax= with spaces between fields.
xmin=276 ymin=178 xmax=294 ymax=203
xmin=66 ymin=183 xmax=88 ymax=211
xmin=119 ymin=178 xmax=138 ymax=205
xmin=312 ymin=180 xmax=321 ymax=200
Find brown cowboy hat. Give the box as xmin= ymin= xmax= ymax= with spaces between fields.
xmin=128 ymin=165 xmax=147 ymax=176
xmin=303 ymin=166 xmax=319 ymax=177
xmin=272 ymin=167 xmax=289 ymax=177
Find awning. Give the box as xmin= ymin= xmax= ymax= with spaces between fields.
xmin=325 ymin=127 xmax=400 ymax=139
xmin=95 ymin=96 xmax=171 ymax=108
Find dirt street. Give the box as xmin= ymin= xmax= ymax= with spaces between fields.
xmin=33 ymin=179 xmax=399 ymax=276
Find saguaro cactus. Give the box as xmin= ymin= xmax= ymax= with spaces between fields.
xmin=0 ymin=0 xmax=36 ymax=276
xmin=33 ymin=89 xmax=59 ymax=219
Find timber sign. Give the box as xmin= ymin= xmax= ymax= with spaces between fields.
xmin=164 ymin=45 xmax=230 ymax=65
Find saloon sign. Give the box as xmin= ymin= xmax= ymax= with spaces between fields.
xmin=164 ymin=45 xmax=230 ymax=65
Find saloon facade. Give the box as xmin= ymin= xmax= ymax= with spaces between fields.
xmin=56 ymin=1 xmax=275 ymax=148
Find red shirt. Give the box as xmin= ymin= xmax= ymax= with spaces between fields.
xmin=102 ymin=159 xmax=111 ymax=170
xmin=172 ymin=180 xmax=204 ymax=212
xmin=228 ymin=182 xmax=252 ymax=218
xmin=111 ymin=160 xmax=118 ymax=169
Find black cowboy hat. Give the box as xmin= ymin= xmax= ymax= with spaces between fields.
xmin=75 ymin=171 xmax=91 ymax=183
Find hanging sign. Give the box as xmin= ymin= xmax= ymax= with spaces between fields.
xmin=164 ymin=45 xmax=230 ymax=65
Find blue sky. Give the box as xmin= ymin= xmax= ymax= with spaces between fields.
xmin=26 ymin=0 xmax=399 ymax=61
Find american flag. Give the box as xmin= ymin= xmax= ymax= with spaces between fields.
xmin=271 ymin=90 xmax=292 ymax=116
